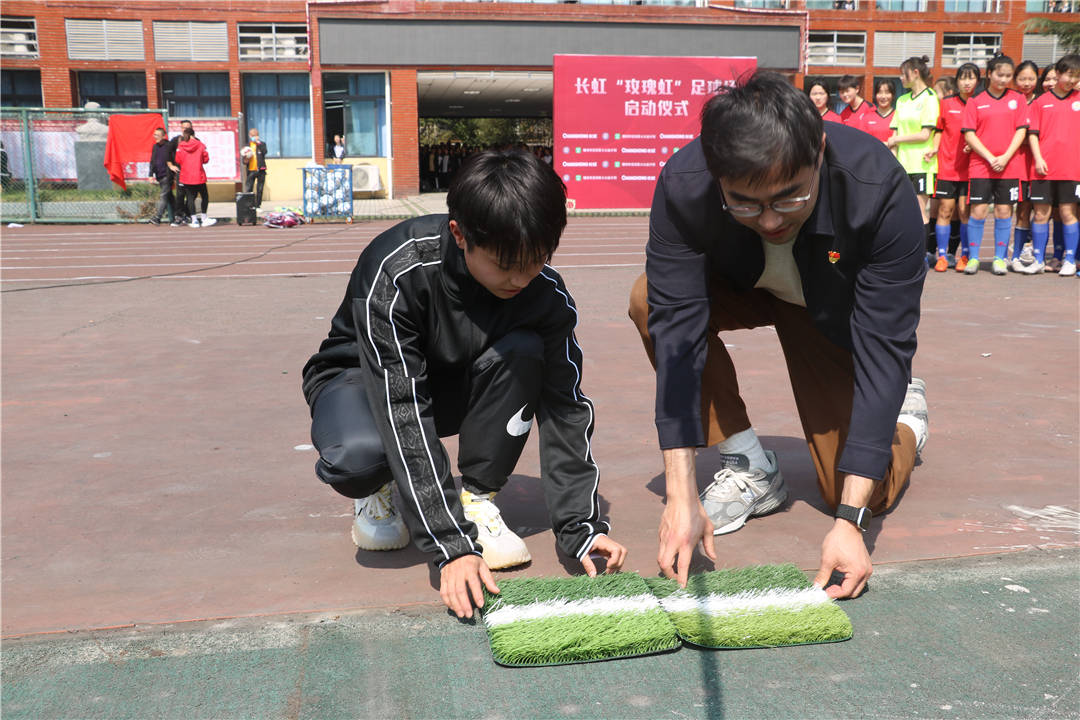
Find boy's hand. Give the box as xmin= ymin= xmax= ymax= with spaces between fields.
xmin=439 ymin=554 xmax=499 ymax=619
xmin=580 ymin=535 xmax=628 ymax=577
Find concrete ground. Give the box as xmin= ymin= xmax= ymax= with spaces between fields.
xmin=2 ymin=216 xmax=1078 ymax=719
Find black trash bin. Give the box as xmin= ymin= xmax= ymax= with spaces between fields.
xmin=236 ymin=192 xmax=257 ymax=226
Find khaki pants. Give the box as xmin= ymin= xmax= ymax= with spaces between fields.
xmin=628 ymin=273 xmax=914 ymax=514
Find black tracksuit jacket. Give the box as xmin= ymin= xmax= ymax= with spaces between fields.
xmin=302 ymin=215 xmax=609 ymax=566
xmin=646 ymin=122 xmax=926 ymax=482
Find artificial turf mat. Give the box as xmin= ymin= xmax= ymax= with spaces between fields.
xmin=480 ymin=573 xmax=681 ymax=667
xmin=645 ymin=564 xmax=854 ymax=649
xmin=480 ymin=565 xmax=852 ymax=666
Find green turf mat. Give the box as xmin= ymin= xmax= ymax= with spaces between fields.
xmin=480 ymin=573 xmax=681 ymax=667
xmin=645 ymin=564 xmax=853 ymax=649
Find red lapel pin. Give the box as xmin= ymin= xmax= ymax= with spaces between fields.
xmin=828 ymin=250 xmax=840 ymax=264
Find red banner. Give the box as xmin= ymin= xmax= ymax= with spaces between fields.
xmin=553 ymin=55 xmax=756 ymax=210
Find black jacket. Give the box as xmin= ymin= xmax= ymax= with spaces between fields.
xmin=302 ymin=215 xmax=609 ymax=566
xmin=646 ymin=122 xmax=925 ymax=482
xmin=149 ymin=139 xmax=172 ymax=182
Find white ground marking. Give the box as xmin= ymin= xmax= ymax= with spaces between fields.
xmin=482 ymin=593 xmax=661 ymax=628
xmin=659 ymin=587 xmax=830 ymax=617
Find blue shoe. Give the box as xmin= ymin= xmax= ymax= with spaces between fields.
xmin=946 ymin=253 xmax=956 ymax=269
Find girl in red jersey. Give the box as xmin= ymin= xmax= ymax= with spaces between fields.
xmin=1011 ymin=60 xmax=1041 ymax=271
xmin=1037 ymin=65 xmax=1067 ymax=271
xmin=839 ymin=74 xmax=875 ymax=129
xmin=961 ymin=55 xmax=1028 ymax=275
xmin=807 ymin=80 xmax=843 ymax=123
xmin=863 ymin=80 xmax=897 ymax=146
xmin=929 ymin=64 xmax=979 ymax=272
xmin=1027 ymin=54 xmax=1080 ymax=276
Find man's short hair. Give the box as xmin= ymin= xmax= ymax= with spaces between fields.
xmin=180 ymin=119 xmax=192 ymax=126
xmin=154 ymin=127 xmax=166 ymax=136
xmin=838 ymin=74 xmax=861 ymax=92
xmin=447 ymin=149 xmax=567 ymax=270
xmin=700 ymin=71 xmax=823 ymax=187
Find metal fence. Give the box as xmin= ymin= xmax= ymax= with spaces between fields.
xmin=0 ymin=107 xmax=169 ymax=223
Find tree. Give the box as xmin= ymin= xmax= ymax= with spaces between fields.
xmin=1024 ymin=17 xmax=1080 ymax=55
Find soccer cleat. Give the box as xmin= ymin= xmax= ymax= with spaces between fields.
xmin=351 ymin=484 xmax=410 ymax=551
xmin=933 ymin=256 xmax=948 ymax=272
xmin=963 ymin=258 xmax=980 ymax=275
xmin=701 ymin=450 xmax=787 ymax=536
xmin=955 ymin=255 xmax=968 ymax=272
xmin=1060 ymin=261 xmax=1077 ymax=277
xmin=461 ymin=489 xmax=531 ymax=569
xmin=898 ymin=378 xmax=929 ymax=457
xmin=991 ymin=258 xmax=1008 ymax=275
xmin=1019 ymin=261 xmax=1045 ymax=275
xmin=946 ymin=253 xmax=957 ymax=269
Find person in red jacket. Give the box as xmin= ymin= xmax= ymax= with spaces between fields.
xmin=172 ymin=127 xmax=216 ymax=228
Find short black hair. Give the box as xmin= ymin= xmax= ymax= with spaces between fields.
xmin=874 ymin=79 xmax=897 ymax=101
xmin=936 ymin=75 xmax=958 ymax=97
xmin=700 ymin=71 xmax=822 ymax=187
xmin=956 ymin=63 xmax=981 ymax=82
xmin=986 ymin=54 xmax=1015 ymax=76
xmin=447 ymin=149 xmax=566 ymax=270
xmin=838 ymin=75 xmax=861 ymax=92
xmin=1056 ymin=54 xmax=1080 ymax=76
xmin=1016 ymin=60 xmax=1040 ymax=80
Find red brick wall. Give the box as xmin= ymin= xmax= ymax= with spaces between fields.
xmin=390 ymin=68 xmax=420 ymax=197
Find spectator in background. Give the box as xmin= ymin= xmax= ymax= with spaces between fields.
xmin=838 ymin=75 xmax=874 ymax=130
xmin=862 ymin=80 xmax=897 ymax=146
xmin=890 ymin=56 xmax=939 ymax=263
xmin=174 ymin=127 xmax=216 ymax=228
xmin=332 ymin=134 xmax=347 ymax=161
xmin=930 ymin=64 xmax=979 ymax=272
xmin=1036 ymin=64 xmax=1066 ymax=271
xmin=807 ymin=80 xmax=842 ymax=122
xmin=147 ymin=127 xmax=177 ymax=227
xmin=1010 ymin=60 xmax=1041 ymax=271
xmin=242 ymin=127 xmax=268 ymax=209
xmin=168 ymin=119 xmax=194 ymax=225
xmin=1 ymin=141 xmax=12 ymax=192
xmin=961 ymin=54 xmax=1027 ymax=276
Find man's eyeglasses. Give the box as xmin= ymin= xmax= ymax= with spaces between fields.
xmin=718 ymin=158 xmax=822 ymax=218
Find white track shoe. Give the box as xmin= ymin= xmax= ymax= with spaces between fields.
xmin=461 ymin=489 xmax=531 ymax=570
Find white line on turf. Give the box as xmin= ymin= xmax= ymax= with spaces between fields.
xmin=658 ymin=587 xmax=831 ymax=617
xmin=483 ymin=593 xmax=661 ymax=628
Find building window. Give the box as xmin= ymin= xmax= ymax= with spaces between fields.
xmin=238 ymin=23 xmax=308 ymax=62
xmin=153 ymin=21 xmax=228 ymax=61
xmin=941 ymin=33 xmax=1001 ymax=67
xmin=323 ymin=73 xmax=388 ymax=158
xmin=243 ymin=74 xmax=310 ymax=158
xmin=873 ymin=31 xmax=935 ymax=67
xmin=0 ymin=69 xmax=42 ymax=107
xmin=1022 ymin=34 xmax=1066 ymax=66
xmin=1 ymin=16 xmax=38 ymax=58
xmin=876 ymin=0 xmax=927 ymax=9
xmin=807 ymin=31 xmax=866 ymax=65
xmin=806 ymin=1 xmax=859 ymax=7
xmin=1027 ymin=1 xmax=1078 ymax=10
xmin=944 ymin=0 xmax=998 ymax=9
xmin=161 ymin=73 xmax=230 ymax=117
xmin=66 ymin=19 xmax=144 ymax=61
xmin=77 ymin=71 xmax=147 ymax=109
xmin=732 ymin=0 xmax=787 ymax=7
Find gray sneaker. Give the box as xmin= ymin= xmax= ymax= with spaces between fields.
xmin=701 ymin=450 xmax=786 ymax=536
xmin=898 ymin=378 xmax=929 ymax=456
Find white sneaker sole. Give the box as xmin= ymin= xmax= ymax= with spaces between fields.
xmin=351 ymin=521 xmax=409 ymax=551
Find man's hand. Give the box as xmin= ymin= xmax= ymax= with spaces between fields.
xmin=580 ymin=535 xmax=628 ymax=578
xmin=658 ymin=496 xmax=717 ymax=587
xmin=439 ymin=554 xmax=498 ymax=619
xmin=813 ymin=520 xmax=872 ymax=599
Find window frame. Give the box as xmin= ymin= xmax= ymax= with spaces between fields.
xmin=77 ymin=71 xmax=148 ymax=109
xmin=160 ymin=72 xmax=232 ymax=118
xmin=237 ymin=22 xmax=309 ymax=62
xmin=807 ymin=30 xmax=866 ymax=66
xmin=242 ymin=72 xmax=312 ymax=158
xmin=0 ymin=16 xmax=38 ymax=58
xmin=941 ymin=32 xmax=1002 ymax=68
xmin=0 ymin=68 xmax=43 ymax=107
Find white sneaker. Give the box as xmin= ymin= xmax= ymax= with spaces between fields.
xmin=701 ymin=450 xmax=786 ymax=536
xmin=201 ymin=216 xmax=217 ymax=227
xmin=1019 ymin=261 xmax=1045 ymax=275
xmin=1019 ymin=246 xmax=1035 ymax=265
xmin=898 ymin=378 xmax=929 ymax=457
xmin=1059 ymin=261 xmax=1077 ymax=277
xmin=461 ymin=489 xmax=530 ymax=569
xmin=1010 ymin=257 xmax=1027 ymax=273
xmin=351 ymin=484 xmax=410 ymax=551
xmin=189 ymin=217 xmax=201 ymax=228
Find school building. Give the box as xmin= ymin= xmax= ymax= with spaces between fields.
xmin=1 ymin=0 xmax=1073 ymax=200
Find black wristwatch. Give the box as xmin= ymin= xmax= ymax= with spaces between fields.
xmin=835 ymin=504 xmax=872 ymax=532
